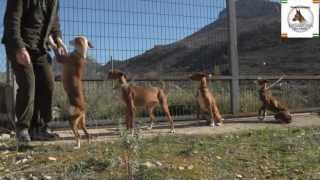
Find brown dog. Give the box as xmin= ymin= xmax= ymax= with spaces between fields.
xmin=257 ymin=79 xmax=292 ymax=123
xmin=108 ymin=70 xmax=175 ymax=133
xmin=51 ymin=36 xmax=93 ymax=148
xmin=190 ymin=73 xmax=224 ymax=127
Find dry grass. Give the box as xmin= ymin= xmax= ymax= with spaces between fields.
xmin=1 ymin=126 xmax=320 ymax=179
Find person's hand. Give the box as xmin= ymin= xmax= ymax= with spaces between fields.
xmin=54 ymin=46 xmax=68 ymax=64
xmin=56 ymin=37 xmax=68 ymax=56
xmin=16 ymin=48 xmax=31 ymax=66
xmin=54 ymin=38 xmax=68 ymax=63
xmin=54 ymin=46 xmax=67 ymax=57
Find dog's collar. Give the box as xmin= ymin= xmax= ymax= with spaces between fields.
xmin=198 ymin=85 xmax=209 ymax=90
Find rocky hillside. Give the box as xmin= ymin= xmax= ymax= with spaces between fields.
xmin=102 ymin=0 xmax=320 ymax=77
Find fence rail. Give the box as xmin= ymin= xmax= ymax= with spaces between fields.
xmin=55 ymin=75 xmax=320 ymax=81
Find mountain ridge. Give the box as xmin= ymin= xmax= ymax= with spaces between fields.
xmin=99 ymin=0 xmax=320 ymax=78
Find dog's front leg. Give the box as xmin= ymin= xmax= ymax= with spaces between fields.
xmin=146 ymin=105 xmax=156 ymax=130
xmin=128 ymin=92 xmax=136 ymax=130
xmin=258 ymin=106 xmax=266 ymax=121
xmin=196 ymin=103 xmax=201 ymax=126
xmin=80 ymin=113 xmax=90 ymax=144
xmin=125 ymin=107 xmax=135 ymax=136
xmin=125 ymin=108 xmax=133 ymax=130
xmin=208 ymin=103 xmax=215 ymax=128
xmin=124 ymin=91 xmax=135 ymax=132
xmin=211 ymin=98 xmax=223 ymax=126
xmin=69 ymin=114 xmax=82 ymax=149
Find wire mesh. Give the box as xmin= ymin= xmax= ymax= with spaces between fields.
xmin=59 ymin=0 xmax=229 ymax=78
xmin=51 ymin=0 xmax=230 ymax=126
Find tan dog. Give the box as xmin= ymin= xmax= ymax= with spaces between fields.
xmin=257 ymin=79 xmax=292 ymax=123
xmin=108 ymin=70 xmax=175 ymax=133
xmin=190 ymin=73 xmax=224 ymax=127
xmin=51 ymin=36 xmax=93 ymax=148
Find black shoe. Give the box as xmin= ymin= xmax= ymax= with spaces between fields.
xmin=39 ymin=127 xmax=59 ymax=141
xmin=30 ymin=127 xmax=59 ymax=141
xmin=16 ymin=128 xmax=31 ymax=143
xmin=29 ymin=128 xmax=42 ymax=141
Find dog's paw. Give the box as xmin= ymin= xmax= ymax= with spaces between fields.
xmin=147 ymin=124 xmax=154 ymax=130
xmin=209 ymin=123 xmax=216 ymax=128
xmin=215 ymin=122 xmax=223 ymax=127
xmin=170 ymin=129 xmax=176 ymax=134
xmin=73 ymin=141 xmax=81 ymax=149
xmin=130 ymin=130 xmax=135 ymax=136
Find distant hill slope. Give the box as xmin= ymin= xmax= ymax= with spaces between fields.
xmin=102 ymin=0 xmax=320 ymax=78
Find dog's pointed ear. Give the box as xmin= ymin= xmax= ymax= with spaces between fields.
xmin=123 ymin=74 xmax=128 ymax=80
xmin=117 ymin=71 xmax=128 ymax=80
xmin=88 ymin=40 xmax=94 ymax=48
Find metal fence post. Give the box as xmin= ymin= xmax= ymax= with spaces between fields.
xmin=227 ymin=0 xmax=240 ymax=114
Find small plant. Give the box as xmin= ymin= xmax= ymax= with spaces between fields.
xmin=118 ymin=119 xmax=143 ymax=179
xmin=68 ymin=160 xmax=88 ymax=178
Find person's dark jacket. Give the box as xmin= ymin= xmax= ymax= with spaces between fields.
xmin=2 ymin=0 xmax=62 ymax=53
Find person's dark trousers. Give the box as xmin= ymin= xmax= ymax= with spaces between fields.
xmin=5 ymin=47 xmax=54 ymax=133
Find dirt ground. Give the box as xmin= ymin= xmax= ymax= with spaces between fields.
xmin=33 ymin=113 xmax=320 ymax=146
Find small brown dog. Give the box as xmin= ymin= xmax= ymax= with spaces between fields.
xmin=51 ymin=36 xmax=93 ymax=148
xmin=190 ymin=73 xmax=224 ymax=127
xmin=108 ymin=70 xmax=175 ymax=133
xmin=257 ymin=79 xmax=292 ymax=123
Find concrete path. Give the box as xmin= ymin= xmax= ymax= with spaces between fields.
xmin=31 ymin=113 xmax=320 ymax=146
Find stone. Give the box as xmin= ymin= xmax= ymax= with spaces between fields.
xmin=155 ymin=161 xmax=162 ymax=167
xmin=141 ymin=161 xmax=155 ymax=168
xmin=0 ymin=134 xmax=10 ymax=140
xmin=187 ymin=165 xmax=194 ymax=170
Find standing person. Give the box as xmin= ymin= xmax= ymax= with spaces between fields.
xmin=2 ymin=0 xmax=67 ymax=143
